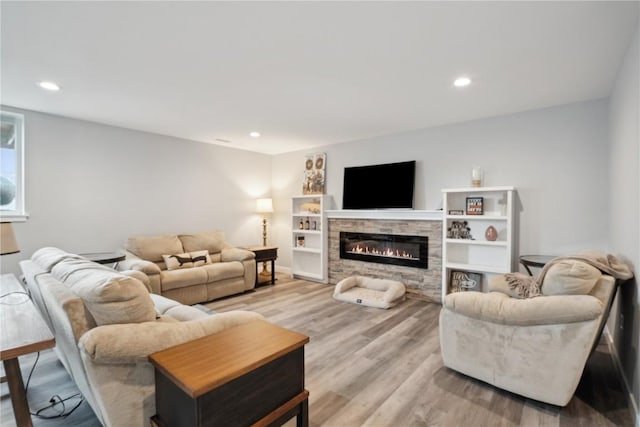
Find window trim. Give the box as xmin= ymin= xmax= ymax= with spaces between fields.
xmin=0 ymin=110 xmax=28 ymax=221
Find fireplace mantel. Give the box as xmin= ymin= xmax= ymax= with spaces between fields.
xmin=326 ymin=210 xmax=442 ymax=221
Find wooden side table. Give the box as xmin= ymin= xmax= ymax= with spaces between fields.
xmin=519 ymin=254 xmax=557 ymax=276
xmin=0 ymin=274 xmax=55 ymax=427
xmin=244 ymin=245 xmax=278 ymax=286
xmin=149 ymin=320 xmax=309 ymax=427
xmin=80 ymin=251 xmax=126 ymax=267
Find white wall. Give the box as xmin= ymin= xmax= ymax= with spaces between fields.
xmin=608 ymin=25 xmax=640 ymax=422
xmin=272 ymin=99 xmax=610 ymax=270
xmin=0 ymin=107 xmax=273 ymax=275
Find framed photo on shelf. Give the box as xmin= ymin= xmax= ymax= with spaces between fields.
xmin=449 ymin=270 xmax=482 ymax=293
xmin=466 ymin=197 xmax=484 ymax=215
xmin=448 ymin=209 xmax=464 ymax=215
xmin=296 ymin=236 xmax=305 ymax=247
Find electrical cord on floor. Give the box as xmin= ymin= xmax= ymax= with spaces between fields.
xmin=24 ymin=351 xmax=85 ymax=419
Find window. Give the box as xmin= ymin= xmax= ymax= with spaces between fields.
xmin=0 ymin=111 xmax=26 ymax=221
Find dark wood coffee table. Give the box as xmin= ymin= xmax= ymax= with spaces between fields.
xmin=149 ymin=319 xmax=309 ymax=427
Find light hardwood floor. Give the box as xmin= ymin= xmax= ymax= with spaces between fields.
xmin=1 ymin=274 xmax=633 ymax=426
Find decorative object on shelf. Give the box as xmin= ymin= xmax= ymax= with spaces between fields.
xmin=256 ymin=198 xmax=274 ymax=276
xmin=304 ymin=217 xmax=310 ymax=230
xmin=312 ymin=220 xmax=317 ymax=230
xmin=448 ymin=209 xmax=464 ymax=215
xmin=302 ymin=153 xmax=326 ymax=195
xmin=447 ymin=221 xmax=473 ymax=239
xmin=450 ymin=270 xmax=482 ymax=293
xmin=300 ymin=200 xmax=321 ymax=213
xmin=471 ymin=166 xmax=483 ymax=187
xmin=0 ymin=222 xmax=19 ymax=255
xmin=297 ymin=236 xmax=305 ymax=247
xmin=466 ymin=196 xmax=484 ymax=215
xmin=485 ymin=225 xmax=498 ymax=241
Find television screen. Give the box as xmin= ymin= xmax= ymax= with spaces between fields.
xmin=342 ymin=160 xmax=416 ymax=209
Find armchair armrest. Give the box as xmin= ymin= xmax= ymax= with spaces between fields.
xmin=444 ymin=291 xmax=603 ymax=326
xmin=79 ymin=311 xmax=264 ymax=364
xmin=116 ymin=258 xmax=161 ymax=275
xmin=221 ymin=248 xmax=255 ymax=262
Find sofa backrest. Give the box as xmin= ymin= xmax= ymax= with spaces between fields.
xmin=178 ymin=231 xmax=226 ymax=253
xmin=29 ymin=247 xmax=157 ymax=327
xmin=50 ymin=258 xmax=157 ymax=326
xmin=124 ymin=234 xmax=184 ymax=263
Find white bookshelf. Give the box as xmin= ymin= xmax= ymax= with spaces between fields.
xmin=291 ymin=195 xmax=331 ymax=283
xmin=441 ymin=186 xmax=517 ymax=302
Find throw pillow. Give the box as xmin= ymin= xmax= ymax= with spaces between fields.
xmin=162 ymin=253 xmax=194 ymax=270
xmin=489 ymin=273 xmax=541 ymax=299
xmin=541 ymin=260 xmax=601 ymax=296
xmin=190 ymin=250 xmax=211 ymax=267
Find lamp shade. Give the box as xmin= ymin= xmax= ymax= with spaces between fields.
xmin=256 ymin=198 xmax=273 ymax=213
xmin=0 ymin=222 xmax=19 ymax=255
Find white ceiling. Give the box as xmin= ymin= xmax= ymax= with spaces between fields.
xmin=1 ymin=1 xmax=638 ymax=154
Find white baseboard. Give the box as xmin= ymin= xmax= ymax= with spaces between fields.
xmin=603 ymin=326 xmax=639 ymax=426
xmin=274 ymin=265 xmax=291 ymax=276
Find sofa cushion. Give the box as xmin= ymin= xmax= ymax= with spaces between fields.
xmin=179 ymin=231 xmax=225 ymax=254
xmin=32 ymin=247 xmax=85 ymax=272
xmin=202 ymin=261 xmax=244 ymax=283
xmin=125 ymin=235 xmax=184 ymax=263
xmin=541 ymin=260 xmax=601 ymax=296
xmin=51 ymin=258 xmax=156 ymax=326
xmin=160 ymin=267 xmax=208 ymax=291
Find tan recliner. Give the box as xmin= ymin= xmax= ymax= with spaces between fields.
xmin=439 ymin=255 xmax=625 ymax=406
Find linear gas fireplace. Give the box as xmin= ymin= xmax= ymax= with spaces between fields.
xmin=339 ymin=231 xmax=428 ymax=269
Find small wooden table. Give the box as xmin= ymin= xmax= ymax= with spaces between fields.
xmin=80 ymin=251 xmax=126 ymax=266
xmin=519 ymin=254 xmax=557 ymax=276
xmin=244 ymin=246 xmax=278 ymax=286
xmin=0 ymin=273 xmax=55 ymax=427
xmin=149 ymin=319 xmax=309 ymax=427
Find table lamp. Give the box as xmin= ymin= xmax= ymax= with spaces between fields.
xmin=0 ymin=222 xmax=20 ymax=255
xmin=256 ymin=198 xmax=273 ymax=276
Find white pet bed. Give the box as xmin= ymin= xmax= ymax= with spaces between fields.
xmin=333 ymin=276 xmax=406 ymax=309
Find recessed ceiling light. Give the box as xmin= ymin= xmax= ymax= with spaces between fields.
xmin=453 ymin=77 xmax=471 ymax=87
xmin=249 ymin=131 xmax=261 ymax=138
xmin=37 ymin=81 xmax=61 ymax=91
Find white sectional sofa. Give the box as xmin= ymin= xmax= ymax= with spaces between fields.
xmin=20 ymin=247 xmax=264 ymax=427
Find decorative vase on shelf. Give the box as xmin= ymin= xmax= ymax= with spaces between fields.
xmin=471 ymin=166 xmax=483 ymax=188
xmin=485 ymin=225 xmax=498 ymax=241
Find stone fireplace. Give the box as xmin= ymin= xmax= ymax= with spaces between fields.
xmin=328 ymin=211 xmax=442 ymax=302
xmin=339 ymin=231 xmax=428 ymax=269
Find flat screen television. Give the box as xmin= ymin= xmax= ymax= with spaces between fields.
xmin=342 ymin=160 xmax=416 ymax=209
